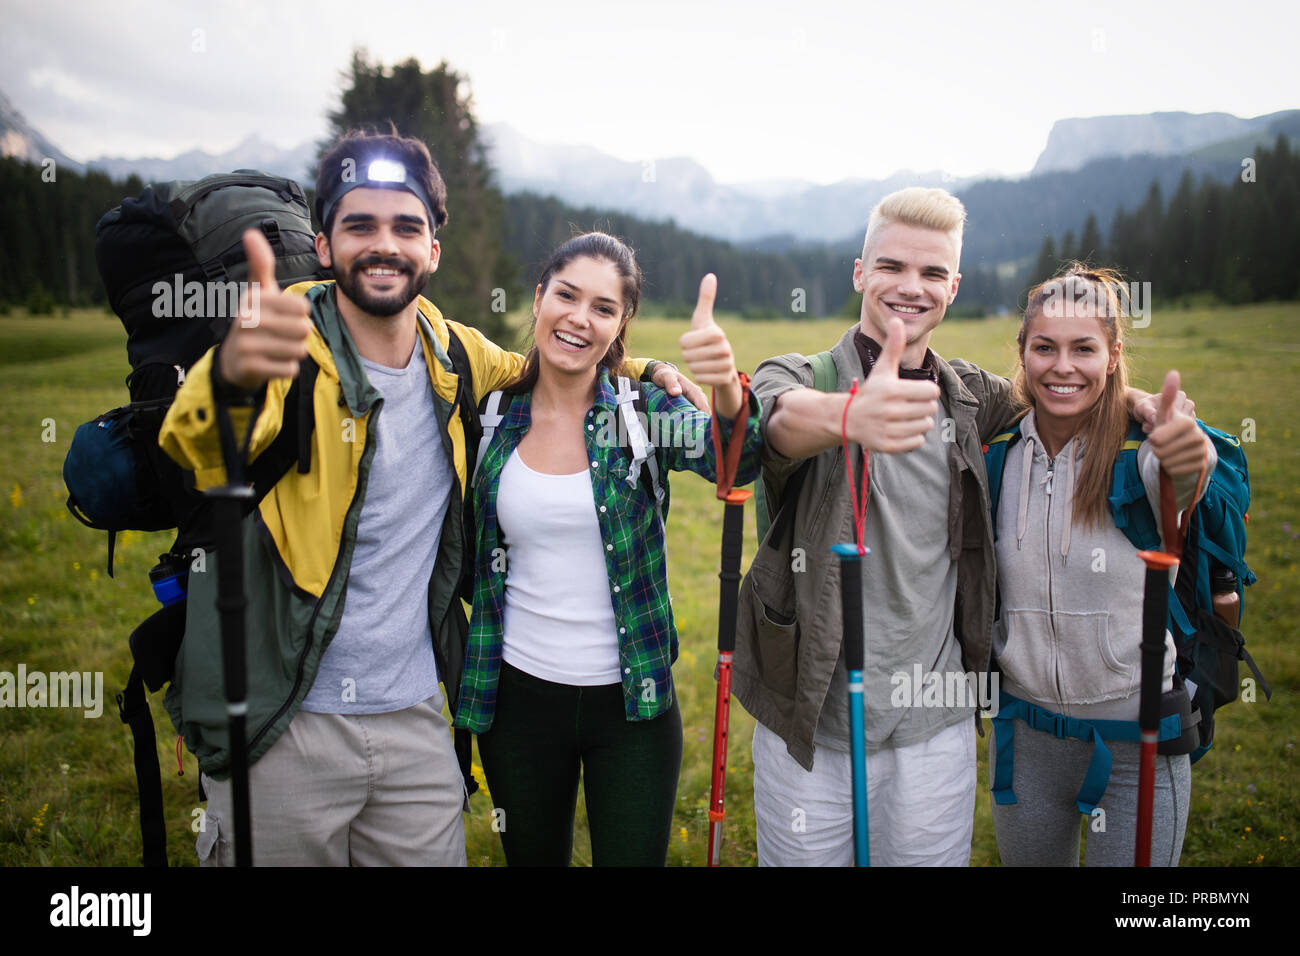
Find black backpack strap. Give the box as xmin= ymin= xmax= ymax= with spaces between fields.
xmin=1241 ymin=647 xmax=1272 ymax=700
xmin=444 ymin=328 xmax=481 ymax=479
xmin=117 ymin=667 xmax=166 ymax=867
xmin=764 ymin=459 xmax=814 ymax=551
xmin=444 ymin=329 xmax=482 ymax=802
xmin=244 ymin=355 xmax=319 ymax=504
xmin=117 ymin=599 xmax=187 ymax=867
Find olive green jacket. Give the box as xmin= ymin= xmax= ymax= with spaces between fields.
xmin=732 ymin=325 xmax=1018 ymax=770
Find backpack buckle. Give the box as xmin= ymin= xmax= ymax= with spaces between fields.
xmin=200 ymin=258 xmax=228 ymax=282
xmin=1027 ymin=706 xmax=1069 ymax=739
xmin=259 ymin=217 xmax=283 ymax=253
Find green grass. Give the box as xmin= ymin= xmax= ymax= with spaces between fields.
xmin=2 ymin=302 xmax=1296 ymax=866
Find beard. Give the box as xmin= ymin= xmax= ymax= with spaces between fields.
xmin=333 ymin=254 xmax=429 ymax=318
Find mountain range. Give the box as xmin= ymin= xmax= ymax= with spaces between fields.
xmin=2 ymin=87 xmax=1294 ymax=266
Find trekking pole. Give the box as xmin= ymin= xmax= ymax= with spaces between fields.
xmin=209 ymin=389 xmax=259 ymax=868
xmin=1134 ymin=470 xmax=1183 ymax=867
xmin=832 ymin=542 xmax=870 ymax=866
xmin=834 ymin=379 xmax=871 ymax=866
xmin=707 ymin=374 xmax=752 ymax=868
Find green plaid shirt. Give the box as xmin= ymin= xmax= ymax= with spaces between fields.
xmin=454 ymin=370 xmax=762 ymax=732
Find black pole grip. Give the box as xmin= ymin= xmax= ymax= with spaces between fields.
xmin=212 ymin=492 xmax=254 ymax=866
xmin=836 ymin=548 xmax=865 ymax=672
xmin=213 ymin=497 xmax=249 ymax=704
xmin=1139 ymin=564 xmax=1170 ymax=733
xmin=716 ymin=500 xmax=746 ymax=653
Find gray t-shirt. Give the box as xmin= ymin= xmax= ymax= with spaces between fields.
xmin=301 ymin=342 xmax=451 ymax=714
xmin=814 ymin=396 xmax=972 ymax=753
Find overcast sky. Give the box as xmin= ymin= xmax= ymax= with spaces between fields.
xmin=3 ymin=0 xmax=1298 ymax=184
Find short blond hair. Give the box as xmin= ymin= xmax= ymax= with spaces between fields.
xmin=861 ymin=187 xmax=966 ymax=265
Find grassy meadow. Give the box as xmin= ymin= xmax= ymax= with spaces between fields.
xmin=1 ymin=300 xmax=1297 ymax=866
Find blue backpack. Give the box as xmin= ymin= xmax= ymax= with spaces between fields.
xmin=984 ymin=418 xmax=1270 ymax=765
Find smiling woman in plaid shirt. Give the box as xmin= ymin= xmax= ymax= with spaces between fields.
xmin=454 ymin=232 xmax=762 ymax=866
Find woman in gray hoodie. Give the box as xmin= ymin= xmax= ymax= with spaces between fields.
xmin=988 ymin=265 xmax=1215 ymax=866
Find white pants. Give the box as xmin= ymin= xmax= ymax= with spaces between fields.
xmin=752 ymin=718 xmax=975 ymax=866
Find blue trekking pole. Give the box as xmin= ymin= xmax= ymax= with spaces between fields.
xmin=832 ymin=543 xmax=870 ymax=866
xmin=834 ymin=379 xmax=870 ymax=867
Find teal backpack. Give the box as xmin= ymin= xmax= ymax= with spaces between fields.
xmin=984 ymin=417 xmax=1270 ymax=766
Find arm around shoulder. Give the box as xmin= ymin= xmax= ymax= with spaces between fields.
xmin=948 ymin=359 xmax=1022 ymax=441
xmin=648 ymin=384 xmax=763 ymax=485
xmin=448 ymin=321 xmax=526 ymax=399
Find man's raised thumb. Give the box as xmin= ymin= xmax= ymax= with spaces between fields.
xmin=691 ymin=273 xmax=718 ymax=330
xmin=243 ymin=227 xmax=279 ymax=294
xmin=876 ymin=317 xmax=905 ymax=377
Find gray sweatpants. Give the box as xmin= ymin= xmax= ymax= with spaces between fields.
xmin=989 ymin=717 xmax=1191 ymax=867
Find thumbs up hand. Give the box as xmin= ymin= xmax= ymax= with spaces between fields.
xmin=217 ymin=229 xmax=313 ymax=390
xmin=1147 ymin=370 xmax=1210 ymax=477
xmin=679 ymin=273 xmax=743 ymax=417
xmin=1132 ymin=369 xmax=1194 ymax=433
xmin=843 ymin=318 xmax=940 ymax=453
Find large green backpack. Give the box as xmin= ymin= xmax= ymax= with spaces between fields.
xmin=754 ymin=350 xmax=837 ymax=544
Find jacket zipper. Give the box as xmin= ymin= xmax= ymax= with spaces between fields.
xmin=248 ymin=398 xmax=380 ymax=755
xmin=1044 ymin=455 xmax=1064 ymax=707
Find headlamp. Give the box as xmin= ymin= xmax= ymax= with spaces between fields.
xmin=321 ymin=159 xmax=437 ymax=235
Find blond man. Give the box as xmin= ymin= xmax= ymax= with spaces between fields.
xmin=733 ymin=188 xmax=1170 ymax=865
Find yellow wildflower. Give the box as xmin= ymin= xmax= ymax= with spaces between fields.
xmin=9 ymin=483 xmax=21 ymax=508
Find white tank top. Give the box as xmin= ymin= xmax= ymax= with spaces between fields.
xmin=496 ymin=449 xmax=622 ymax=686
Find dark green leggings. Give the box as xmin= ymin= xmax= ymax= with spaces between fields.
xmin=476 ymin=661 xmax=682 ymax=866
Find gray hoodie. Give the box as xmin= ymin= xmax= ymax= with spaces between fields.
xmin=993 ymin=409 xmax=1215 ymax=722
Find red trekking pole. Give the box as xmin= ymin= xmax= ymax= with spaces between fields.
xmin=1135 ymin=470 xmax=1183 ymax=867
xmin=707 ymin=374 xmax=752 ymax=867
